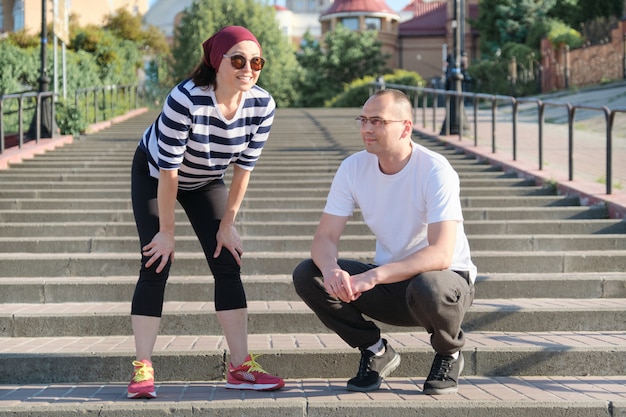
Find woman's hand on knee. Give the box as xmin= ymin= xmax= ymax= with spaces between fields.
xmin=215 ymin=223 xmax=243 ymax=265
xmin=142 ymin=231 xmax=175 ymax=273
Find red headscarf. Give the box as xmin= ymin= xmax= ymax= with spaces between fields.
xmin=202 ymin=26 xmax=262 ymax=70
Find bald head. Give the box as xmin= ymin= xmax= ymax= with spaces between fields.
xmin=366 ymin=89 xmax=413 ymax=121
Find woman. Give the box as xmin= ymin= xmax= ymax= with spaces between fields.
xmin=127 ymin=26 xmax=284 ymax=399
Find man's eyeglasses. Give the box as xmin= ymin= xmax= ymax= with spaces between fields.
xmin=223 ymin=54 xmax=266 ymax=71
xmin=355 ymin=116 xmax=406 ymax=128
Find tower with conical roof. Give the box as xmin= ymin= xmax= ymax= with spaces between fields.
xmin=319 ymin=0 xmax=401 ymax=69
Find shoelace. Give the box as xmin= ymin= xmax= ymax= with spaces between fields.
xmin=356 ymin=350 xmax=374 ymax=377
xmin=131 ymin=360 xmax=154 ymax=382
xmin=240 ymin=354 xmax=269 ymax=374
xmin=428 ymin=355 xmax=453 ymax=381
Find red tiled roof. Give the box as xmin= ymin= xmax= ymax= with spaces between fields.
xmin=399 ymin=1 xmax=447 ymax=36
xmin=321 ymin=0 xmax=397 ymax=17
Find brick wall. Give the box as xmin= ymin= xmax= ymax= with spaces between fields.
xmin=541 ymin=20 xmax=625 ymax=92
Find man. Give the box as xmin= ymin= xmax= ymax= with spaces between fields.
xmin=292 ymin=89 xmax=476 ymax=395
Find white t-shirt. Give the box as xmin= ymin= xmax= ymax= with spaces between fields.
xmin=324 ymin=141 xmax=477 ymax=283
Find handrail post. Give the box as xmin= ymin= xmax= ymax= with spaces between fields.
xmin=512 ymin=98 xmax=518 ymax=160
xmin=491 ymin=96 xmax=497 ymax=153
xmin=84 ymin=90 xmax=88 ymax=123
xmin=35 ymin=93 xmax=42 ymax=142
xmin=50 ymin=92 xmax=56 ymax=137
xmin=18 ymin=95 xmax=25 ymax=147
xmin=421 ymin=92 xmax=427 ymax=129
xmin=444 ymin=94 xmax=451 ymax=136
xmin=458 ymin=91 xmax=463 ymax=141
xmin=432 ymin=90 xmax=437 ymax=132
xmin=473 ymin=95 xmax=478 ymax=146
xmin=604 ymin=107 xmax=614 ymax=194
xmin=537 ymin=100 xmax=544 ymax=170
xmin=0 ymin=98 xmax=4 ymax=153
xmin=567 ymin=103 xmax=575 ymax=181
xmin=93 ymin=88 xmax=98 ymax=123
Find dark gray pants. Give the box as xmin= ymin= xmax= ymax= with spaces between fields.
xmin=292 ymin=259 xmax=474 ymax=355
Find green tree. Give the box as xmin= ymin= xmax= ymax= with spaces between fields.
xmin=71 ymin=26 xmax=140 ymax=85
xmin=0 ymin=40 xmax=38 ymax=94
xmin=328 ymin=70 xmax=424 ymax=108
xmin=472 ymin=0 xmax=554 ymax=56
xmin=295 ymin=25 xmax=389 ymax=107
xmin=549 ymin=0 xmax=623 ymax=27
xmin=170 ymin=0 xmax=299 ymax=107
xmin=104 ymin=8 xmax=169 ymax=55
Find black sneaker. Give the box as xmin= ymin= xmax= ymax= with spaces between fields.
xmin=423 ymin=352 xmax=464 ymax=395
xmin=346 ymin=339 xmax=401 ymax=392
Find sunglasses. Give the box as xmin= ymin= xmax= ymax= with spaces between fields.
xmin=223 ymin=54 xmax=266 ymax=71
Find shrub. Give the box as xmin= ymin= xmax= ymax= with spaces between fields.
xmin=328 ymin=70 xmax=424 ymax=108
xmin=55 ymin=101 xmax=87 ymax=136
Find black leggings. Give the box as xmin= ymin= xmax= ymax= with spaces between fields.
xmin=130 ymin=148 xmax=246 ymax=317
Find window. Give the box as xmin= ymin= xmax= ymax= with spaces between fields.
xmin=13 ymin=0 xmax=25 ymax=31
xmin=365 ymin=17 xmax=381 ymax=31
xmin=340 ymin=17 xmax=359 ymax=31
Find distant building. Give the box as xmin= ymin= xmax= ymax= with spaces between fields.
xmin=143 ymin=0 xmax=327 ymax=44
xmin=0 ymin=0 xmax=148 ymax=36
xmin=320 ymin=0 xmax=479 ymax=80
xmin=142 ymin=0 xmax=191 ymax=39
xmin=143 ymin=0 xmax=479 ymax=81
xmin=320 ymin=0 xmax=401 ymax=70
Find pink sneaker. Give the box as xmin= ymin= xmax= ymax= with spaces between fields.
xmin=127 ymin=359 xmax=157 ymax=399
xmin=226 ymin=354 xmax=284 ymax=391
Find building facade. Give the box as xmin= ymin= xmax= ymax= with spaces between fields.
xmin=319 ymin=0 xmax=479 ymax=80
xmin=0 ymin=0 xmax=148 ymax=37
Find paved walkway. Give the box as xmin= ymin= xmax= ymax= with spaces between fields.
xmin=415 ymin=82 xmax=626 ymax=219
xmin=1 ymin=376 xmax=625 ymax=414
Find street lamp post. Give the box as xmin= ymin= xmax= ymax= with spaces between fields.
xmin=38 ymin=0 xmax=50 ymax=95
xmin=440 ymin=0 xmax=465 ymax=136
xmin=28 ymin=0 xmax=56 ymax=139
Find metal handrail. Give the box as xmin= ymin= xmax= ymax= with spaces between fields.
xmin=381 ymin=83 xmax=625 ymax=195
xmin=1 ymin=84 xmax=141 ymax=154
xmin=0 ymin=91 xmax=56 ymax=153
xmin=74 ymin=84 xmax=139 ymax=125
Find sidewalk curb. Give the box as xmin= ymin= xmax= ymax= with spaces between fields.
xmin=0 ymin=135 xmax=73 ymax=170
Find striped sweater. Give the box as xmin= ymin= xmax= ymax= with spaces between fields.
xmin=139 ymin=79 xmax=275 ymax=190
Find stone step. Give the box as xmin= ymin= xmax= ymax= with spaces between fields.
xmin=0 ymin=250 xmax=624 ymax=277
xmin=0 ymin=376 xmax=624 ymax=417
xmin=0 ymin=195 xmax=580 ymax=210
xmin=0 ymin=166 xmax=520 ymax=179
xmin=0 ymin=234 xmax=624 ymax=253
xmin=1 ymin=299 xmax=625 ymax=337
xmin=0 ymin=178 xmax=542 ymax=193
xmin=0 ymin=273 xmax=624 ymax=303
xmin=0 ymin=187 xmax=559 ymax=201
xmin=1 ymin=219 xmax=624 ymax=238
xmin=1 ymin=330 xmax=625 ymax=383
xmin=0 ymin=205 xmax=605 ymax=223
xmin=0 ymin=172 xmax=531 ymax=187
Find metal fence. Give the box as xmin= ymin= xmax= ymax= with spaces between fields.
xmin=0 ymin=91 xmax=56 ymax=154
xmin=74 ymin=84 xmax=140 ymax=125
xmin=1 ymin=84 xmax=141 ymax=155
xmin=379 ymin=83 xmax=626 ymax=195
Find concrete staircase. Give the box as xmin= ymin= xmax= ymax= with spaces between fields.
xmin=0 ymin=108 xmax=625 ymax=417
